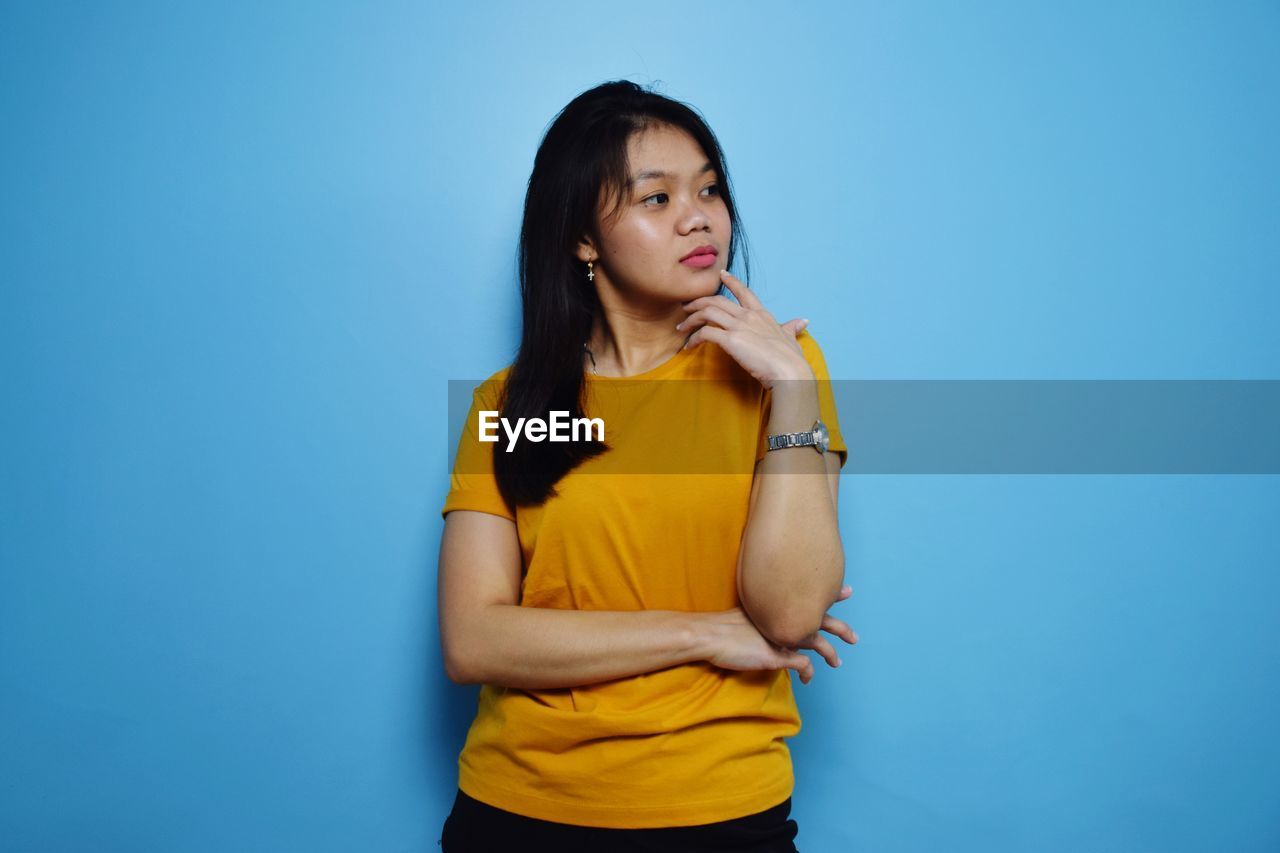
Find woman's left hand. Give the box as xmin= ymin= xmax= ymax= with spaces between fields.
xmin=788 ymin=584 xmax=858 ymax=673
xmin=677 ymin=269 xmax=815 ymax=390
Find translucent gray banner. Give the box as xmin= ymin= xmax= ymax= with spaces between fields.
xmin=447 ymin=380 xmax=1280 ymax=474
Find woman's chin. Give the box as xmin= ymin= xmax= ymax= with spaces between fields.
xmin=680 ymin=276 xmax=725 ymax=300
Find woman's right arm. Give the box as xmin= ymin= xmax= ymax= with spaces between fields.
xmin=438 ymin=509 xmax=853 ymax=690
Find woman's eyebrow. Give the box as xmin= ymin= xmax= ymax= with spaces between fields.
xmin=630 ymin=161 xmax=714 ymax=187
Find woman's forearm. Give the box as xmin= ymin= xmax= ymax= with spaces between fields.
xmin=445 ymin=605 xmax=712 ymax=690
xmin=738 ymin=378 xmax=845 ymax=648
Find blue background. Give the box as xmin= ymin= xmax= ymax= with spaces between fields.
xmin=3 ymin=2 xmax=1278 ymax=850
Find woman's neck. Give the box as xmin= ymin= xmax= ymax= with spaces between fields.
xmin=584 ymin=310 xmax=692 ymax=377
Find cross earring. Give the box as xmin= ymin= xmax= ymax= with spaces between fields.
xmin=587 ymin=261 xmax=594 ymax=281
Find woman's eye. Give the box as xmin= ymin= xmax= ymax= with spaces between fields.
xmin=642 ymin=185 xmax=720 ymax=207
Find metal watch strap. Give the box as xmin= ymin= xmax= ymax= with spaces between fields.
xmin=766 ymin=418 xmax=829 ymax=455
xmin=767 ymin=431 xmax=817 ymax=451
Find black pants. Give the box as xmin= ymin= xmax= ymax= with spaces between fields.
xmin=439 ymin=788 xmax=801 ymax=852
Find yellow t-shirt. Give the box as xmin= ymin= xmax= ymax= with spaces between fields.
xmin=440 ymin=329 xmax=848 ymax=829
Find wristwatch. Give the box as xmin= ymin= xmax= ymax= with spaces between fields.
xmin=766 ymin=418 xmax=829 ymax=455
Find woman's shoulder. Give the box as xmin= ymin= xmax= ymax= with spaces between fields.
xmin=484 ymin=363 xmax=513 ymax=385
xmin=470 ymin=364 xmax=513 ymax=406
xmin=793 ymin=328 xmax=835 ymax=380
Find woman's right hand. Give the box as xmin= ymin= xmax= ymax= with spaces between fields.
xmin=701 ymin=586 xmax=858 ymax=685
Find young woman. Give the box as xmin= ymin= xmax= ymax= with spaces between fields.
xmin=437 ymin=80 xmax=857 ymax=852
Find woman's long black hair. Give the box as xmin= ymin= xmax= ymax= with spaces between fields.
xmin=492 ymin=80 xmax=753 ymax=510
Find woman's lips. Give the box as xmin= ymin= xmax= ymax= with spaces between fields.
xmin=680 ymin=253 xmax=718 ymax=268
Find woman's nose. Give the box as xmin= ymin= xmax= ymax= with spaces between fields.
xmin=680 ymin=200 xmax=711 ymax=230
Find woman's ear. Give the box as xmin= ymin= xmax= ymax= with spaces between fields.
xmin=575 ymin=236 xmax=596 ymax=264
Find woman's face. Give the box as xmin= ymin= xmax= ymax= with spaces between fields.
xmin=578 ymin=124 xmax=731 ymax=307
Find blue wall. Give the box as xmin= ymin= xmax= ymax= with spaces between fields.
xmin=2 ymin=2 xmax=1277 ymax=850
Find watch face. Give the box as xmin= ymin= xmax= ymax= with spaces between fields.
xmin=814 ymin=420 xmax=830 ymax=453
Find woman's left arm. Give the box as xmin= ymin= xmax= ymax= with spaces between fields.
xmin=679 ymin=270 xmax=845 ymax=649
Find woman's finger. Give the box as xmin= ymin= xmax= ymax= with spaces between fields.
xmin=718 ymin=269 xmax=764 ymax=311
xmin=805 ymin=634 xmax=841 ymax=668
xmin=821 ymin=614 xmax=858 ymax=645
xmin=778 ymin=650 xmax=812 ymax=684
xmin=780 ymin=318 xmax=809 ymax=338
xmin=795 ymin=654 xmax=815 ymax=685
xmin=681 ymin=294 xmax=746 ymax=317
xmin=682 ymin=324 xmax=728 ymax=350
xmin=677 ymin=305 xmax=739 ymax=333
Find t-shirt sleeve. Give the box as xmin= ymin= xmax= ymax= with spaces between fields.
xmin=755 ymin=329 xmax=849 ymax=469
xmin=441 ymin=377 xmax=516 ymax=521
